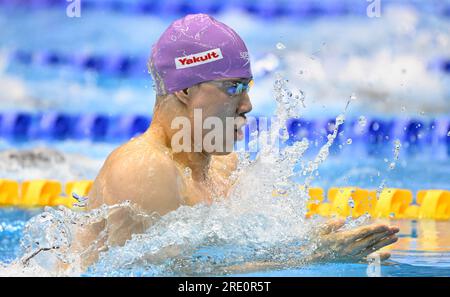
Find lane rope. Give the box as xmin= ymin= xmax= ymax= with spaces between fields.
xmin=1 ymin=179 xmax=449 ymax=220
xmin=0 ymin=112 xmax=448 ymax=146
xmin=2 ymin=0 xmax=450 ymax=19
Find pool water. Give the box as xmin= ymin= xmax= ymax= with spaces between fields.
xmin=0 ymin=134 xmax=449 ymax=276
xmin=234 ymin=220 xmax=450 ymax=277
xmin=1 ymin=1 xmax=449 ymax=277
xmin=1 ymin=208 xmax=450 ymax=276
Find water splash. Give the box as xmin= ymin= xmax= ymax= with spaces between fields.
xmin=358 ymin=116 xmax=367 ymax=127
xmin=276 ymin=42 xmax=286 ymax=50
xmin=376 ymin=140 xmax=402 ymax=197
xmin=1 ymin=75 xmax=367 ymax=276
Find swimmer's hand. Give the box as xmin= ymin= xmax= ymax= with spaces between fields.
xmin=219 ymin=219 xmax=398 ymax=275
xmin=311 ymin=218 xmax=399 ymax=263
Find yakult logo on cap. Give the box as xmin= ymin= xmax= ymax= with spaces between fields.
xmin=175 ymin=48 xmax=223 ymax=69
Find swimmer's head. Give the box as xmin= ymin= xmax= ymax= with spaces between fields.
xmin=148 ymin=13 xmax=252 ymax=96
xmin=148 ymin=14 xmax=253 ymax=154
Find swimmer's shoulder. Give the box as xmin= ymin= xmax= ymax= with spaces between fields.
xmin=108 ymin=134 xmax=175 ymax=171
xmin=89 ymin=135 xmax=183 ymax=214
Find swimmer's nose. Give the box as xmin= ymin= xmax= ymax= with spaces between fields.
xmin=237 ymin=93 xmax=252 ymax=116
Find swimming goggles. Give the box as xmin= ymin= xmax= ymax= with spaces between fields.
xmin=207 ymin=79 xmax=254 ymax=96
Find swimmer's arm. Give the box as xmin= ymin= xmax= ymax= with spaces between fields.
xmin=220 ymin=250 xmax=391 ymax=276
xmin=97 ymin=152 xmax=184 ymax=241
xmin=73 ymin=151 xmax=184 ymax=269
xmin=90 ymin=149 xmax=183 ymax=214
xmin=221 ymin=251 xmax=392 ymax=276
xmin=220 ymin=220 xmax=399 ymax=275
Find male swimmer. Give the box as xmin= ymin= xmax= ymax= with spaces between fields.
xmin=75 ymin=14 xmax=399 ymax=270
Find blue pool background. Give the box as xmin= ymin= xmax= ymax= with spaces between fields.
xmin=1 ymin=0 xmax=450 ymax=276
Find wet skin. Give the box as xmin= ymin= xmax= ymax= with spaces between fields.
xmin=77 ymin=78 xmax=399 ymax=269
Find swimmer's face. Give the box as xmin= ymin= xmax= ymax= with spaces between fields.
xmin=174 ymin=77 xmax=253 ymax=154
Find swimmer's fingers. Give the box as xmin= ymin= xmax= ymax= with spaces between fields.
xmin=348 ymin=225 xmax=399 ymax=253
xmin=318 ymin=218 xmax=346 ymax=235
xmin=354 ymin=235 xmax=398 ymax=263
xmin=360 ymin=234 xmax=398 ymax=257
xmin=342 ymin=224 xmax=395 ymax=244
xmin=347 ymin=230 xmax=393 ymax=256
xmin=367 ymin=251 xmax=391 ymax=262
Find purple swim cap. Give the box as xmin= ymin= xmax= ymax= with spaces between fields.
xmin=148 ymin=14 xmax=253 ymax=95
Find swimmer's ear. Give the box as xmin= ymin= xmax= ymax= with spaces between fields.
xmin=173 ymin=88 xmax=190 ymax=106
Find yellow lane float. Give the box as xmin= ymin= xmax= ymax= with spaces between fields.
xmin=51 ymin=180 xmax=93 ymax=208
xmin=0 ymin=179 xmax=449 ymax=220
xmin=306 ymin=187 xmax=324 ymax=216
xmin=327 ymin=187 xmax=377 ymax=218
xmin=20 ymin=180 xmax=62 ymax=208
xmin=416 ymin=190 xmax=450 ymax=220
xmin=373 ymin=188 xmax=413 ymax=219
xmin=0 ymin=179 xmax=20 ymax=206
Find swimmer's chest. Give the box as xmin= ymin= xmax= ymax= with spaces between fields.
xmin=177 ymin=164 xmax=232 ymax=206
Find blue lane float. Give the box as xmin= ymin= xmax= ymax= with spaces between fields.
xmin=430 ymin=118 xmax=450 ymax=144
xmin=0 ymin=112 xmax=152 ymax=142
xmin=8 ymin=50 xmax=283 ymax=78
xmin=2 ymin=0 xmax=450 ymax=19
xmin=1 ymin=112 xmax=449 ymax=150
xmin=107 ymin=114 xmax=151 ymax=141
xmin=0 ymin=113 xmax=32 ymax=140
xmin=29 ymin=112 xmax=74 ymax=140
xmin=8 ymin=48 xmax=449 ymax=77
xmin=10 ymin=49 xmax=149 ymax=77
xmin=72 ymin=114 xmax=110 ymax=141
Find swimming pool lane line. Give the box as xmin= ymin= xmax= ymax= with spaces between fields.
xmin=1 ymin=179 xmax=449 ymax=220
